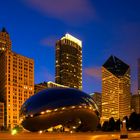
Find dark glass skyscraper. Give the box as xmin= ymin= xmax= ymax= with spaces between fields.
xmin=55 ymin=33 xmax=82 ymax=89
xmin=102 ymin=56 xmax=131 ymax=121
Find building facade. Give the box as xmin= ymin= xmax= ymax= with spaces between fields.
xmin=55 ymin=33 xmax=82 ymax=89
xmin=102 ymin=56 xmax=131 ymax=121
xmin=34 ymin=82 xmax=48 ymax=94
xmin=0 ymin=28 xmax=34 ymax=129
xmin=131 ymin=94 xmax=140 ymax=114
xmin=47 ymin=81 xmax=68 ymax=88
xmin=0 ymin=28 xmax=12 ymax=51
xmin=90 ymin=92 xmax=102 ymax=115
xmin=0 ymin=102 xmax=4 ymax=129
xmin=138 ymin=59 xmax=140 ymax=94
xmin=35 ymin=81 xmax=68 ymax=93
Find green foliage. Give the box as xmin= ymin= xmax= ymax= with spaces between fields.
xmin=115 ymin=119 xmax=120 ymax=131
xmin=108 ymin=117 xmax=115 ymax=131
xmin=101 ymin=112 xmax=140 ymax=132
xmin=102 ymin=121 xmax=109 ymax=131
xmin=129 ymin=112 xmax=140 ymax=130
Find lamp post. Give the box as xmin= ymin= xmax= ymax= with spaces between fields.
xmin=120 ymin=119 xmax=128 ymax=139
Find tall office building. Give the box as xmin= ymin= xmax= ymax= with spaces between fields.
xmin=138 ymin=58 xmax=140 ymax=94
xmin=55 ymin=33 xmax=82 ymax=89
xmin=0 ymin=27 xmax=12 ymax=51
xmin=131 ymin=94 xmax=140 ymax=114
xmin=0 ymin=102 xmax=4 ymax=129
xmin=102 ymin=56 xmax=131 ymax=121
xmin=0 ymin=28 xmax=34 ymax=129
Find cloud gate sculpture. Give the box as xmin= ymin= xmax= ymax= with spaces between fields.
xmin=20 ymin=88 xmax=99 ymax=132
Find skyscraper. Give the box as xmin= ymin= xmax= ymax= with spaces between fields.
xmin=102 ymin=56 xmax=131 ymax=121
xmin=0 ymin=102 xmax=4 ymax=129
xmin=0 ymin=27 xmax=12 ymax=51
xmin=55 ymin=33 xmax=82 ymax=89
xmin=0 ymin=28 xmax=34 ymax=129
xmin=138 ymin=58 xmax=140 ymax=94
xmin=131 ymin=94 xmax=140 ymax=114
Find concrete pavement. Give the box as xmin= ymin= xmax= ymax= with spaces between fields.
xmin=0 ymin=131 xmax=140 ymax=140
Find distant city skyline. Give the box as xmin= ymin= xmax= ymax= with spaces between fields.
xmin=1 ymin=0 xmax=140 ymax=93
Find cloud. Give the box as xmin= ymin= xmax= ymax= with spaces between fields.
xmin=40 ymin=36 xmax=58 ymax=47
xmin=83 ymin=67 xmax=102 ymax=93
xmin=84 ymin=66 xmax=101 ymax=79
xmin=23 ymin=0 xmax=96 ymax=24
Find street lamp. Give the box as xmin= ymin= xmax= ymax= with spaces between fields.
xmin=120 ymin=119 xmax=128 ymax=139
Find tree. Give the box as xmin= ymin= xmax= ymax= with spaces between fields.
xmin=102 ymin=121 xmax=109 ymax=131
xmin=137 ymin=114 xmax=140 ymax=130
xmin=115 ymin=119 xmax=120 ymax=131
xmin=123 ymin=116 xmax=129 ymax=130
xmin=108 ymin=117 xmax=115 ymax=131
xmin=129 ymin=112 xmax=138 ymax=130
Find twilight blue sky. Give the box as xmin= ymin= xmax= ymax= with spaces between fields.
xmin=1 ymin=0 xmax=140 ymax=94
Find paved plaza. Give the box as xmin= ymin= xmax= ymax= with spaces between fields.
xmin=0 ymin=132 xmax=140 ymax=140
